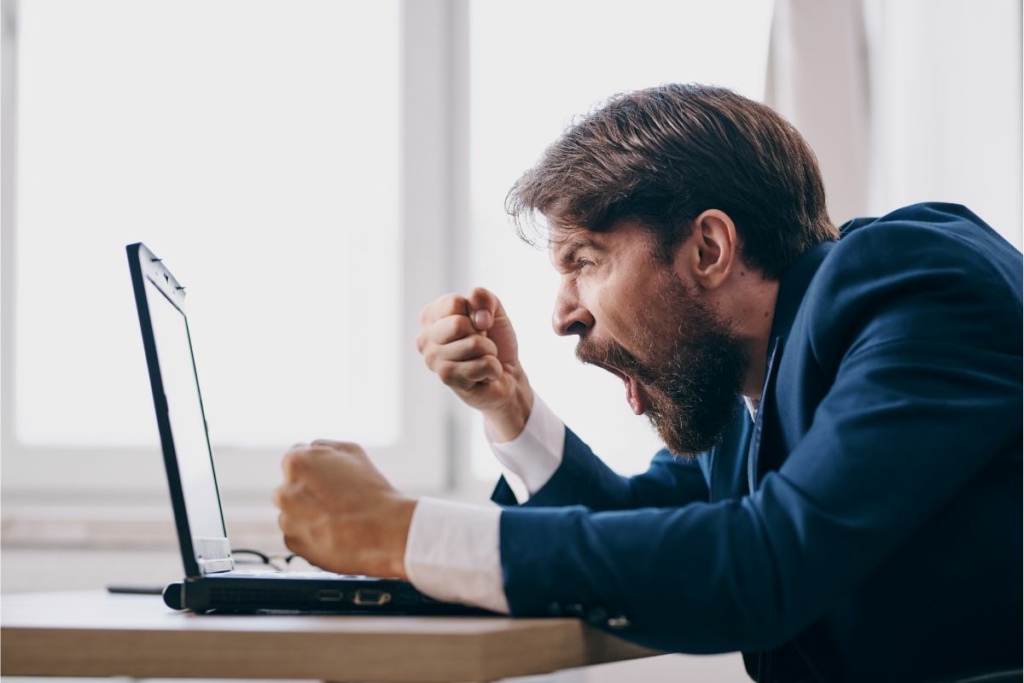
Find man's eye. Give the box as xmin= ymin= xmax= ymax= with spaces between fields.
xmin=575 ymin=258 xmax=594 ymax=270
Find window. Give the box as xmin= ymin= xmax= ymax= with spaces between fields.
xmin=4 ymin=0 xmax=1019 ymax=508
xmin=2 ymin=0 xmax=453 ymax=499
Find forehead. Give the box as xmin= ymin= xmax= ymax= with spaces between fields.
xmin=547 ymin=222 xmax=657 ymax=263
xmin=548 ymin=228 xmax=594 ymax=253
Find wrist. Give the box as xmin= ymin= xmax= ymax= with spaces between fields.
xmin=390 ymin=495 xmax=418 ymax=581
xmin=483 ymin=381 xmax=534 ymax=442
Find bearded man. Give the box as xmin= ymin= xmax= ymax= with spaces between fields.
xmin=274 ymin=84 xmax=1022 ymax=682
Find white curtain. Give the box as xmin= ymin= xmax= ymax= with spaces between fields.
xmin=766 ymin=0 xmax=1022 ymax=249
xmin=765 ymin=0 xmax=870 ymax=227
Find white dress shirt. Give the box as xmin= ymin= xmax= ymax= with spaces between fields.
xmin=403 ymin=395 xmax=756 ymax=613
xmin=403 ymin=395 xmax=564 ymax=614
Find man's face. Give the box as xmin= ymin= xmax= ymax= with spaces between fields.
xmin=550 ymin=221 xmax=747 ymax=456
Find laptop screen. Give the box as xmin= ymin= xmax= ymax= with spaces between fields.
xmin=128 ymin=243 xmax=233 ymax=575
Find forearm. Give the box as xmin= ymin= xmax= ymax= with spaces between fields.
xmin=492 ymin=421 xmax=712 ymax=511
xmin=499 ymin=501 xmax=790 ymax=653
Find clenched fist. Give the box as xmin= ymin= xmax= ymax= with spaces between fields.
xmin=416 ymin=287 xmax=533 ymax=441
xmin=273 ymin=440 xmax=416 ymax=580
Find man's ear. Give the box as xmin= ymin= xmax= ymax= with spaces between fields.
xmin=674 ymin=209 xmax=738 ymax=290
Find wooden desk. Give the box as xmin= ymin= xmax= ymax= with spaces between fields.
xmin=1 ymin=590 xmax=659 ymax=682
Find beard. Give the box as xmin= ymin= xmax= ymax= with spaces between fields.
xmin=576 ymin=276 xmax=748 ymax=457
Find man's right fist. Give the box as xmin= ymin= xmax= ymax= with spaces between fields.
xmin=415 ymin=287 xmax=533 ymax=441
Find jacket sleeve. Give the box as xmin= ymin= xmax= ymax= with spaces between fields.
xmin=491 ymin=423 xmax=716 ymax=511
xmin=497 ymin=207 xmax=1023 ymax=653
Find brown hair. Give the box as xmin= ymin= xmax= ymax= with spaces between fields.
xmin=506 ymin=84 xmax=838 ymax=279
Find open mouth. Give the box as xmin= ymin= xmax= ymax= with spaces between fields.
xmin=590 ymin=360 xmax=649 ymax=416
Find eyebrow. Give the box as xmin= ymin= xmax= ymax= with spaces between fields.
xmin=555 ymin=235 xmax=599 ymax=268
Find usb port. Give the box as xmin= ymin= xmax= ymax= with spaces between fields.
xmin=352 ymin=589 xmax=392 ymax=606
xmin=316 ymin=589 xmax=343 ymax=603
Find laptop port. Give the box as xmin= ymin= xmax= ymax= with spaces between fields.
xmin=316 ymin=589 xmax=343 ymax=603
xmin=353 ymin=589 xmax=392 ymax=606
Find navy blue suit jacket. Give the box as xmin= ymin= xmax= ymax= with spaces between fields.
xmin=492 ymin=204 xmax=1023 ymax=682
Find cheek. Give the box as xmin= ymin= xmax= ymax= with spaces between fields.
xmin=613 ymin=277 xmax=683 ymax=350
xmin=592 ymin=287 xmax=650 ymax=344
xmin=584 ymin=261 xmax=670 ymax=339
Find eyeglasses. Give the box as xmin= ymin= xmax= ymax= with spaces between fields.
xmin=231 ymin=548 xmax=313 ymax=572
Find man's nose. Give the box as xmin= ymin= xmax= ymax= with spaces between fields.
xmin=552 ymin=288 xmax=594 ymax=337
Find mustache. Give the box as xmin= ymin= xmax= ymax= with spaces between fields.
xmin=575 ymin=337 xmax=655 ymax=384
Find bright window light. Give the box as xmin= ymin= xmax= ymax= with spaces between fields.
xmin=15 ymin=0 xmax=400 ymax=450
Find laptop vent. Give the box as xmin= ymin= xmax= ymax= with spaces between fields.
xmin=209 ymin=586 xmax=311 ymax=606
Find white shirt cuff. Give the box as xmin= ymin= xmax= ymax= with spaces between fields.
xmin=484 ymin=394 xmax=565 ymax=503
xmin=403 ymin=497 xmax=510 ymax=614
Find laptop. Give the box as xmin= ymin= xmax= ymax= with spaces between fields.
xmin=126 ymin=241 xmax=485 ymax=615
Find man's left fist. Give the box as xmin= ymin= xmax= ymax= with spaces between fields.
xmin=272 ymin=440 xmax=417 ymax=580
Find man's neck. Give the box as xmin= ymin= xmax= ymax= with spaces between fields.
xmin=732 ymin=277 xmax=779 ymax=400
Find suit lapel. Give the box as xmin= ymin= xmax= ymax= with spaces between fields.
xmin=744 ymin=239 xmax=837 ymax=493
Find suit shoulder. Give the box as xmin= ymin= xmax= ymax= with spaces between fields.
xmin=837 ymin=203 xmax=1020 ymax=268
xmin=797 ymin=203 xmax=1022 ymax=359
xmin=823 ymin=202 xmax=1020 ymax=295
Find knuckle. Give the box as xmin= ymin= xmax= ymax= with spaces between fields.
xmin=281 ymin=451 xmax=299 ymax=477
xmin=419 ymin=294 xmax=461 ymax=328
xmin=285 ymin=448 xmax=317 ymax=475
xmin=448 ymin=315 xmax=474 ymax=339
xmin=477 ymin=357 xmax=501 ymax=379
xmin=417 ymin=304 xmax=432 ymax=328
xmin=445 ymin=293 xmax=466 ymax=311
xmin=474 ymin=358 xmax=495 ymax=380
xmin=337 ymin=442 xmax=364 ymax=459
xmin=438 ymin=362 xmax=471 ymax=389
xmin=433 ymin=294 xmax=462 ymax=320
xmin=436 ymin=317 xmax=457 ymax=341
xmin=469 ymin=335 xmax=492 ymax=355
xmin=436 ymin=362 xmax=455 ymax=384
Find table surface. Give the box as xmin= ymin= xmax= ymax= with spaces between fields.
xmin=0 ymin=590 xmax=659 ymax=683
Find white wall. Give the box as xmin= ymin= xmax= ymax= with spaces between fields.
xmin=866 ymin=0 xmax=1023 ymax=250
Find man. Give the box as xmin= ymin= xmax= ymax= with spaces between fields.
xmin=273 ymin=84 xmax=1022 ymax=682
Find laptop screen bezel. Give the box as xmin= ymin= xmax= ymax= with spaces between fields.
xmin=127 ymin=242 xmax=233 ymax=577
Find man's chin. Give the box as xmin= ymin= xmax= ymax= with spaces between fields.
xmin=648 ymin=407 xmax=732 ymax=458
